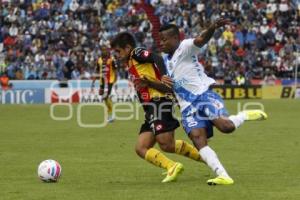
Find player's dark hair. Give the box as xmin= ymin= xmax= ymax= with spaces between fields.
xmin=159 ymin=24 xmax=180 ymax=37
xmin=111 ymin=32 xmax=136 ymax=48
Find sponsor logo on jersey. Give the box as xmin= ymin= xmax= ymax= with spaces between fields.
xmin=156 ymin=124 xmax=163 ymax=131
xmin=188 ymin=121 xmax=198 ymax=127
xmin=143 ymin=50 xmax=149 ymax=57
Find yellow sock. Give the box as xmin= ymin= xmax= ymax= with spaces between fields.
xmin=104 ymin=98 xmax=113 ymax=115
xmin=145 ymin=148 xmax=175 ymax=170
xmin=175 ymin=140 xmax=202 ymax=162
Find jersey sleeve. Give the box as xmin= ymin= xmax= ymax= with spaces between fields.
xmin=131 ymin=47 xmax=154 ymax=63
xmin=131 ymin=47 xmax=167 ymax=75
xmin=181 ymin=38 xmax=202 ymax=55
xmin=152 ymin=53 xmax=167 ymax=76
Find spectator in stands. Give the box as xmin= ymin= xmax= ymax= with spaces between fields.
xmin=224 ymin=71 xmax=234 ymax=85
xmin=0 ymin=71 xmax=12 ymax=90
xmin=0 ymin=58 xmax=8 ymax=74
xmin=63 ymin=58 xmax=75 ymax=80
xmin=0 ymin=0 xmax=298 ymax=85
xmin=263 ymin=70 xmax=277 ymax=86
xmin=152 ymin=0 xmax=299 ymax=82
xmin=0 ymin=0 xmax=151 ymax=81
xmin=236 ymin=73 xmax=246 ymax=86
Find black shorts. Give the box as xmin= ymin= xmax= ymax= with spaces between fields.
xmin=139 ymin=98 xmax=180 ymax=135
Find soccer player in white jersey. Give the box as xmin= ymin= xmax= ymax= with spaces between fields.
xmin=158 ymin=19 xmax=268 ymax=185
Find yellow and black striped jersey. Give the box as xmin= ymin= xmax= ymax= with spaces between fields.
xmin=128 ymin=47 xmax=167 ymax=102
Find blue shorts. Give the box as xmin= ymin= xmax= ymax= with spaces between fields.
xmin=181 ymin=90 xmax=229 ymax=138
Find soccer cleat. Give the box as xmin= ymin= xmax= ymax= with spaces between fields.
xmin=161 ymin=171 xmax=167 ymax=176
xmin=207 ymin=176 xmax=234 ymax=186
xmin=161 ymin=162 xmax=184 ymax=183
xmin=107 ymin=116 xmax=115 ymax=123
xmin=243 ymin=110 xmax=267 ymax=121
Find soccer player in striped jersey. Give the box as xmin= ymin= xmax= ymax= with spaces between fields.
xmin=91 ymin=47 xmax=117 ymax=122
xmin=111 ymin=32 xmax=203 ymax=183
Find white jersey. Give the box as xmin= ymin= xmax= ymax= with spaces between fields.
xmin=163 ymin=39 xmax=216 ymax=112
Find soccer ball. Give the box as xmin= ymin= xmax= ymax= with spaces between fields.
xmin=37 ymin=160 xmax=62 ymax=182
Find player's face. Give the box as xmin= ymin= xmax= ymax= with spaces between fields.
xmin=113 ymin=45 xmax=131 ymax=62
xmin=101 ymin=48 xmax=109 ymax=58
xmin=159 ymin=30 xmax=179 ymax=54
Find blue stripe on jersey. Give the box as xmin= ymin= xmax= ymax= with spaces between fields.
xmin=174 ymin=85 xmax=198 ymax=105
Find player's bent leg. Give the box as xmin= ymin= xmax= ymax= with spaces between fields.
xmin=175 ymin=140 xmax=203 ymax=162
xmin=200 ymin=90 xmax=264 ymax=132
xmin=156 ymin=131 xmax=176 ymax=153
xmin=212 ymin=117 xmax=235 ymax=134
xmin=155 ymin=131 xmax=184 ymax=183
xmin=189 ymin=128 xmax=208 ymax=150
xmin=218 ymin=110 xmax=267 ymax=131
xmin=156 ymin=131 xmax=202 ymax=162
xmin=189 ymin=128 xmax=234 ymax=185
xmin=136 ymin=131 xmax=182 ymax=183
xmin=144 ymin=147 xmax=177 ymax=171
xmin=135 ymin=131 xmax=156 ymax=158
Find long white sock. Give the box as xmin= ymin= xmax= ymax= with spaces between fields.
xmin=199 ymin=146 xmax=230 ymax=178
xmin=229 ymin=111 xmax=247 ymax=128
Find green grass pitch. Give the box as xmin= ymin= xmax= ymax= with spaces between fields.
xmin=0 ymin=100 xmax=299 ymax=200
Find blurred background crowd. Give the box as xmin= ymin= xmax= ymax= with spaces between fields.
xmin=0 ymin=0 xmax=299 ymax=85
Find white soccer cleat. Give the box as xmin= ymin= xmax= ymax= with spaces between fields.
xmin=107 ymin=116 xmax=115 ymax=123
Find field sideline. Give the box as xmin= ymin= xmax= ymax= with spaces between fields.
xmin=0 ymin=100 xmax=299 ymax=200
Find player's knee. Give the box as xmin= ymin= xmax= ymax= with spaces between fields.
xmin=159 ymin=142 xmax=175 ymax=153
xmin=217 ymin=121 xmax=235 ymax=134
xmin=189 ymin=134 xmax=207 ymax=150
xmin=135 ymin=145 xmax=147 ymax=158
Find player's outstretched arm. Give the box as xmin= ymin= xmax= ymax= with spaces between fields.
xmin=194 ymin=18 xmax=230 ymax=48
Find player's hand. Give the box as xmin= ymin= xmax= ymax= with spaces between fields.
xmin=212 ymin=18 xmax=231 ymax=29
xmin=161 ymin=75 xmax=174 ymax=88
xmin=99 ymin=88 xmax=104 ymax=95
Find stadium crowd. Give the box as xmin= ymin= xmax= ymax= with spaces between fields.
xmin=152 ymin=0 xmax=300 ymax=83
xmin=0 ymin=0 xmax=299 ymax=85
xmin=0 ymin=0 xmax=151 ymax=81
